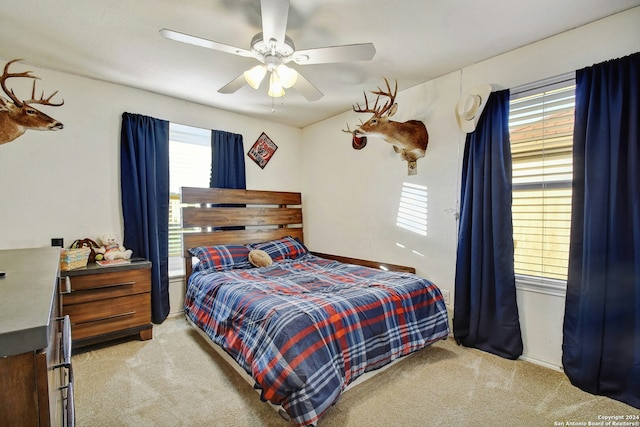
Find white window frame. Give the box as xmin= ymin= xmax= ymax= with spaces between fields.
xmin=168 ymin=123 xmax=211 ymax=277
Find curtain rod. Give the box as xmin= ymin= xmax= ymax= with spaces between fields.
xmin=511 ymin=72 xmax=575 ymax=97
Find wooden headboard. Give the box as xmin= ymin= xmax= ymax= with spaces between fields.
xmin=180 ymin=187 xmax=416 ymax=278
xmin=180 ymin=187 xmax=304 ymax=278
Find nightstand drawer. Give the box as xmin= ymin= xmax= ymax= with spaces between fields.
xmin=64 ymin=293 xmax=151 ymax=341
xmin=64 ymin=269 xmax=149 ymax=305
xmin=64 ymin=270 xmax=151 ymax=304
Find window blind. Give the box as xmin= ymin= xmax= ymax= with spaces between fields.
xmin=168 ymin=123 xmax=211 ymax=259
xmin=509 ymin=77 xmax=575 ymax=281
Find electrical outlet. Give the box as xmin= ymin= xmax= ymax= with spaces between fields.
xmin=442 ymin=289 xmax=450 ymax=306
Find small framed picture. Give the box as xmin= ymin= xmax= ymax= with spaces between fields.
xmin=247 ymin=132 xmax=278 ymax=169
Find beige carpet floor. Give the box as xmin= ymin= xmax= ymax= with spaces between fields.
xmin=72 ymin=315 xmax=637 ymax=426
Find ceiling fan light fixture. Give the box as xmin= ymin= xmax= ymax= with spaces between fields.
xmin=161 ymin=0 xmax=375 ymax=102
xmin=268 ymin=72 xmax=285 ymax=98
xmin=243 ymin=65 xmax=267 ymax=89
xmin=276 ymin=64 xmax=297 ymax=88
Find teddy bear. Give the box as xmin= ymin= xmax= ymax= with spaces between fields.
xmin=94 ymin=234 xmax=133 ymax=261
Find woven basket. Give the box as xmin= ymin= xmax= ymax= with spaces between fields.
xmin=60 ymin=248 xmax=91 ymax=271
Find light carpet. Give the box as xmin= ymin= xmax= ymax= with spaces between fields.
xmin=72 ymin=315 xmax=636 ymax=426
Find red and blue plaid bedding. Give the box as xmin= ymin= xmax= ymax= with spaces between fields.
xmin=185 ymin=253 xmax=449 ymax=426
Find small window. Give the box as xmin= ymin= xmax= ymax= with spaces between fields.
xmin=168 ymin=123 xmax=211 ymax=275
xmin=509 ymin=76 xmax=575 ymax=282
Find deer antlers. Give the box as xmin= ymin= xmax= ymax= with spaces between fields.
xmin=1 ymin=59 xmax=64 ymax=108
xmin=342 ymin=78 xmax=398 ymax=134
xmin=353 ymin=77 xmax=397 ymax=117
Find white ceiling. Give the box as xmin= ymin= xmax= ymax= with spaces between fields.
xmin=1 ymin=0 xmax=638 ymax=128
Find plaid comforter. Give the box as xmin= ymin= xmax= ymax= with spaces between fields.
xmin=185 ymin=254 xmax=449 ymax=426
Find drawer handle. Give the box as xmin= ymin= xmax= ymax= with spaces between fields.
xmin=86 ymin=281 xmax=136 ymax=290
xmin=66 ymin=379 xmax=75 ymax=427
xmin=60 ymin=276 xmax=72 ymax=295
xmin=54 ymin=315 xmax=72 ymax=369
xmin=74 ymin=311 xmax=136 ymax=325
xmin=63 ymin=278 xmax=136 ymax=293
xmin=62 ymin=315 xmax=72 ymax=367
xmin=58 ymin=367 xmax=75 ymax=427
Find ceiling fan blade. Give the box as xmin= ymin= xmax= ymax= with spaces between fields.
xmin=160 ymin=28 xmax=254 ymax=58
xmin=293 ymin=43 xmax=376 ymax=65
xmin=261 ymin=0 xmax=289 ymax=51
xmin=293 ymin=72 xmax=323 ymax=102
xmin=218 ymin=74 xmax=247 ymax=94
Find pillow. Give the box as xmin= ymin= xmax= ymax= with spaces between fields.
xmin=188 ymin=244 xmax=252 ymax=272
xmin=247 ymin=236 xmax=308 ymax=262
xmin=248 ymin=249 xmax=273 ymax=268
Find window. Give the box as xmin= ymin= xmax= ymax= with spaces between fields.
xmin=509 ymin=75 xmax=575 ymax=284
xmin=168 ymin=123 xmax=211 ymax=275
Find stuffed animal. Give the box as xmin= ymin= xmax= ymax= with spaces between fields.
xmin=70 ymin=238 xmax=100 ymax=263
xmin=94 ymin=234 xmax=133 ymax=261
xmin=248 ymin=249 xmax=272 ymax=267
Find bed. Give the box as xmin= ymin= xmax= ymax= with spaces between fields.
xmin=180 ymin=187 xmax=450 ymax=426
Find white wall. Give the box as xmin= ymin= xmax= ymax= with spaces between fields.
xmin=0 ymin=67 xmax=303 ymax=250
xmin=301 ymin=7 xmax=640 ymax=369
xmin=0 ymin=63 xmax=303 ymax=318
xmin=2 ymin=7 xmax=639 ymax=367
xmin=301 ymin=73 xmax=461 ymax=293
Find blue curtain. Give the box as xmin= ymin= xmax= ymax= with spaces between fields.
xmin=210 ymin=130 xmax=246 ymax=189
xmin=121 ymin=112 xmax=170 ymax=324
xmin=562 ymin=52 xmax=640 ymax=409
xmin=453 ymin=89 xmax=523 ymax=360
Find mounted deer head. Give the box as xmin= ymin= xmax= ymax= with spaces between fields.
xmin=1 ymin=59 xmax=64 ymax=145
xmin=343 ymin=78 xmax=428 ymax=173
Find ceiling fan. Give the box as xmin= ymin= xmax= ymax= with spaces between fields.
xmin=160 ymin=0 xmax=376 ymax=101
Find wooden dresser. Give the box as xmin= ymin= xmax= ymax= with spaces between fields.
xmin=60 ymin=260 xmax=153 ymax=348
xmin=0 ymin=247 xmax=74 ymax=427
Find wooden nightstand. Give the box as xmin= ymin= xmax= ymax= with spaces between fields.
xmin=60 ymin=259 xmax=153 ymax=348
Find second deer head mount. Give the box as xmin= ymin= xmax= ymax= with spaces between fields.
xmin=0 ymin=59 xmax=64 ymax=145
xmin=343 ymin=78 xmax=428 ymax=175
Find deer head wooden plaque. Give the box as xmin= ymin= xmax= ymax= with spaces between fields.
xmin=343 ymin=78 xmax=428 ymax=175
